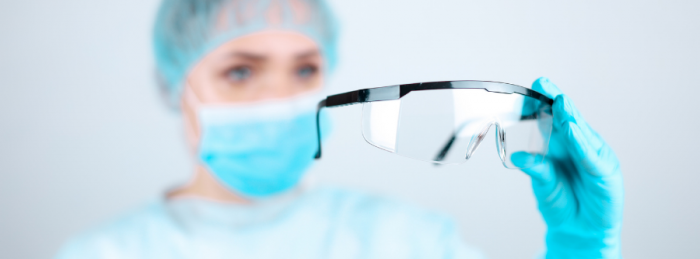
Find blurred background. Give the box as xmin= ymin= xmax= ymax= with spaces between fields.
xmin=1 ymin=0 xmax=698 ymax=258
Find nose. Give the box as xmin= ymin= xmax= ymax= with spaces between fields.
xmin=258 ymin=70 xmax=297 ymax=100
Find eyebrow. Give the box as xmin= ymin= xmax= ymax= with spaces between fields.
xmin=295 ymin=50 xmax=320 ymax=60
xmin=223 ymin=49 xmax=320 ymax=62
xmin=227 ymin=52 xmax=266 ymax=61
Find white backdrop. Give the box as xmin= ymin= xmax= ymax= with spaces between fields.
xmin=1 ymin=0 xmax=698 ymax=258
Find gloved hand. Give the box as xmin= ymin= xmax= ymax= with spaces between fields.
xmin=511 ymin=77 xmax=624 ymax=259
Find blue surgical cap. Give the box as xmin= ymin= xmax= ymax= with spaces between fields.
xmin=153 ymin=0 xmax=339 ymax=102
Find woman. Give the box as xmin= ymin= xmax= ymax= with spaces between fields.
xmin=56 ymin=0 xmax=624 ymax=258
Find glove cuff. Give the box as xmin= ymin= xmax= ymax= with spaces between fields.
xmin=544 ymin=230 xmax=622 ymax=259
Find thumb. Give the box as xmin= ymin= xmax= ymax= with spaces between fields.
xmin=512 ymin=151 xmax=574 ymax=227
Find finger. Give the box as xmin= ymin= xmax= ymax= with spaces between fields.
xmin=554 ymin=95 xmax=604 ymax=152
xmin=533 ymin=78 xmax=621 ymax=176
xmin=531 ymin=77 xmax=563 ymax=99
xmin=511 ymin=151 xmax=556 ymax=184
xmin=563 ymin=122 xmax=620 ymax=177
xmin=511 ymin=152 xmax=574 ymax=218
xmin=554 ymin=96 xmax=620 ymax=176
xmin=532 ymin=77 xmax=605 ymax=163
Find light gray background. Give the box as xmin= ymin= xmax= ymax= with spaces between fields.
xmin=1 ymin=0 xmax=698 ymax=258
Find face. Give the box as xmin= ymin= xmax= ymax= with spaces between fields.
xmin=182 ymin=30 xmax=324 ymax=142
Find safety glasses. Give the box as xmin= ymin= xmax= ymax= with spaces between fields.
xmin=314 ymin=80 xmax=554 ymax=169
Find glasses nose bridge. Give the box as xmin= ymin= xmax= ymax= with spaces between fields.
xmin=464 ymin=118 xmax=506 ymax=163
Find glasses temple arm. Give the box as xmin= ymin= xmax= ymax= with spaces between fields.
xmin=314 ymin=99 xmax=327 ymax=159
xmin=313 ymin=90 xmax=368 ymax=160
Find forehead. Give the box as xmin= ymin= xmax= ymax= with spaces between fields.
xmin=209 ymin=30 xmax=320 ymax=58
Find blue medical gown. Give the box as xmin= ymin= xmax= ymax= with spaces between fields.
xmin=55 ymin=186 xmax=485 ymax=259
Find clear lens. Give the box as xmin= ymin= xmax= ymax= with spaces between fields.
xmin=361 ymin=89 xmax=553 ymax=168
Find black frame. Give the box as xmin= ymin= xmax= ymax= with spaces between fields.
xmin=313 ymin=80 xmax=554 ymax=159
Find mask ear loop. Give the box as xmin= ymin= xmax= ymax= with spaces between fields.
xmin=182 ymin=83 xmax=204 ymax=154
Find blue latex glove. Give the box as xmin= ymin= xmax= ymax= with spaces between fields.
xmin=511 ymin=77 xmax=624 ymax=259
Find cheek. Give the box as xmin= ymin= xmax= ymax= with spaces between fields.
xmin=187 ymin=65 xmax=220 ymax=101
xmin=201 ymin=74 xmax=232 ymax=100
xmin=288 ymin=75 xmax=322 ymax=95
xmin=309 ymin=75 xmax=324 ymax=90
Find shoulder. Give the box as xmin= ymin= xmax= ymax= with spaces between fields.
xmin=309 ymin=186 xmax=486 ymax=259
xmin=311 ymin=186 xmax=454 ymax=229
xmin=54 ymin=201 xmax=171 ymax=259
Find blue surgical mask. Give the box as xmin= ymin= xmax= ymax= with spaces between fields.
xmin=188 ymin=89 xmax=330 ymax=198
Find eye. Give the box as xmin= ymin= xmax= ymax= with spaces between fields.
xmin=296 ymin=65 xmax=318 ymax=79
xmin=226 ymin=66 xmax=252 ymax=82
